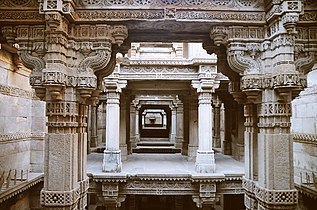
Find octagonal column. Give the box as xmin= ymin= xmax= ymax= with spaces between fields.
xmin=103 ymin=79 xmax=127 ymax=172
xmin=196 ymin=90 xmax=215 ymax=173
xmin=192 ymin=65 xmax=220 ymax=173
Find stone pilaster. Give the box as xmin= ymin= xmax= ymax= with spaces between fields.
xmin=176 ymin=96 xmax=184 ymax=149
xmin=135 ymin=106 xmax=140 ymax=143
xmin=119 ymin=92 xmax=128 ymax=161
xmin=188 ymin=94 xmax=198 ymax=160
xmin=219 ymin=103 xmax=225 ymax=152
xmin=103 ymin=77 xmax=127 ymax=172
xmin=129 ymin=100 xmax=137 ymax=154
xmin=213 ymin=96 xmax=221 ymax=148
xmin=169 ymin=107 xmax=177 ymax=143
xmin=90 ymin=96 xmax=99 ymax=148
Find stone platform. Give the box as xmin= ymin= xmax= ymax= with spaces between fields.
xmin=87 ymin=153 xmax=244 ymax=177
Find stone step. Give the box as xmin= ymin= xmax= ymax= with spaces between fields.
xmin=140 ymin=138 xmax=170 ymax=142
xmin=133 ymin=146 xmax=181 ymax=154
xmin=137 ymin=141 xmax=174 ymax=147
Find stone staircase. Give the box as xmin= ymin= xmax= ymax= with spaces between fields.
xmin=133 ymin=138 xmax=181 ymax=154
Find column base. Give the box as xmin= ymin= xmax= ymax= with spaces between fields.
xmin=195 ymin=150 xmax=216 ymax=173
xmin=102 ymin=150 xmax=122 ymax=172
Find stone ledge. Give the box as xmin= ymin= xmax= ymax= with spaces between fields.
xmin=293 ymin=133 xmax=317 ymax=145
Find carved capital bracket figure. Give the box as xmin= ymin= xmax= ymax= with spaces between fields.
xmin=192 ymin=67 xmax=220 ymax=173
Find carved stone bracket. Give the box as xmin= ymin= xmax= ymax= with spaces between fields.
xmin=192 ymin=183 xmax=216 ymax=208
xmin=98 ymin=182 xmax=126 ymax=208
xmin=227 ymin=42 xmax=262 ymax=75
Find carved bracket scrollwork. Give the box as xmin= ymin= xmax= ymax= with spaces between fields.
xmin=227 ymin=43 xmax=262 ymax=75
xmin=295 ymin=51 xmax=316 ymax=75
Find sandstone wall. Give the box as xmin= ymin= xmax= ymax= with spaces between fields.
xmin=0 ymin=48 xmax=45 ymax=173
xmin=291 ymin=69 xmax=317 ymax=208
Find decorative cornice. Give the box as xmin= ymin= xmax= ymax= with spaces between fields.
xmin=293 ymin=133 xmax=317 ymax=145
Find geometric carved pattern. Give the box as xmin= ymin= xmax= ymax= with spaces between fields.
xmin=242 ymin=178 xmax=298 ymax=205
xmin=41 ymin=189 xmax=81 ymax=206
xmin=260 ymin=103 xmax=291 ymax=116
xmin=46 ymin=102 xmax=79 ymax=117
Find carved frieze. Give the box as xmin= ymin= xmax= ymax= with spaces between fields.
xmin=0 ymin=133 xmax=44 ymax=143
xmin=0 ymin=83 xmax=37 ymax=99
xmin=77 ymin=0 xmax=262 ymax=9
xmin=122 ymin=180 xmax=195 ymax=195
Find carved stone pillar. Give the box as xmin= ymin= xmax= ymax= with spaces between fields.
xmin=98 ymin=94 xmax=107 ymax=146
xmin=129 ymin=100 xmax=137 ymax=154
xmin=196 ymin=91 xmax=215 ymax=173
xmin=170 ymin=107 xmax=177 ymax=143
xmin=120 ymin=92 xmax=128 ymax=161
xmin=220 ymin=103 xmax=225 ymax=152
xmin=12 ymin=12 xmax=129 ymax=209
xmin=90 ymin=97 xmax=99 ymax=148
xmin=176 ymin=96 xmax=184 ymax=149
xmin=103 ymin=78 xmax=127 ymax=172
xmin=243 ymin=102 xmax=258 ymax=210
xmin=192 ymin=65 xmax=220 ymax=173
xmin=188 ymin=94 xmax=198 ymax=160
xmin=213 ymin=96 xmax=221 ymax=148
xmin=135 ymin=106 xmax=140 ymax=143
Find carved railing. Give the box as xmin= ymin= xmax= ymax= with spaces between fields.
xmin=299 ymin=172 xmax=317 ymax=189
xmin=0 ymin=169 xmax=29 ymax=192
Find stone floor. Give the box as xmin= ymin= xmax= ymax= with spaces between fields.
xmin=87 ymin=153 xmax=245 ymax=177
